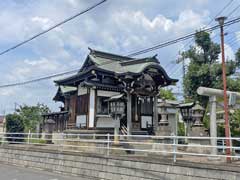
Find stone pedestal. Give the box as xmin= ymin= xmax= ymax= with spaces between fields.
xmin=45 ymin=119 xmax=55 ymax=144
xmin=189 ymin=126 xmax=209 ymax=145
xmin=114 ymin=119 xmax=120 ymax=144
xmin=187 ymin=126 xmax=210 ymax=153
xmin=155 ymin=125 xmax=172 ymax=137
xmin=151 ymin=135 xmax=173 ymax=157
xmin=152 ymin=123 xmax=173 ymax=156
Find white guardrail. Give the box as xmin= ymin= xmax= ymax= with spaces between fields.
xmin=0 ymin=132 xmax=240 ymax=163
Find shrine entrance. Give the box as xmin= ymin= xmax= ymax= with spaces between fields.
xmin=131 ymin=95 xmax=154 ymax=131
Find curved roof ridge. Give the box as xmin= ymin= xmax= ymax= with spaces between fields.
xmin=120 ymin=55 xmax=159 ymax=66
xmin=89 ymin=47 xmax=134 ymax=61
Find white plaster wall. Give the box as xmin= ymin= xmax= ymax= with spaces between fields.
xmin=97 ymin=90 xmax=120 ymax=97
xmin=88 ymin=89 xmax=95 ymax=128
xmin=76 ymin=115 xmax=87 ymax=128
xmin=0 ymin=124 xmax=4 ymax=138
xmin=78 ymin=86 xmax=88 ymax=96
xmin=141 ymin=116 xmax=152 ymax=128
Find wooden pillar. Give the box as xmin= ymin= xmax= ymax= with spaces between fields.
xmin=153 ymin=95 xmax=158 ymax=131
xmin=127 ymin=91 xmax=132 ymax=135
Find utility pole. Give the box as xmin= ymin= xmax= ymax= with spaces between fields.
xmin=176 ymin=53 xmax=186 ymax=79
xmin=2 ymin=110 xmax=6 ymax=133
xmin=215 ymin=16 xmax=231 ymax=163
xmin=176 ymin=53 xmax=186 ymax=100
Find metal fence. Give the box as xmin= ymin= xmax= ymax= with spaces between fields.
xmin=0 ymin=132 xmax=240 ymax=163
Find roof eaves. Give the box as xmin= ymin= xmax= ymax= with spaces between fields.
xmin=60 ymin=86 xmax=77 ymax=94
xmin=54 ymin=73 xmax=79 ymax=84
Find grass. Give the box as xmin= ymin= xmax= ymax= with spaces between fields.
xmin=27 ymin=138 xmax=47 ymax=144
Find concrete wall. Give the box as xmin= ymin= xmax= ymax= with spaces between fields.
xmin=0 ymin=124 xmax=4 ymax=134
xmin=96 ymin=116 xmax=115 ymax=128
xmin=0 ymin=125 xmax=4 ymax=139
xmin=0 ymin=145 xmax=239 ymax=180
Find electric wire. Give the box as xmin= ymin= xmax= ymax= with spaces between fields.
xmin=0 ymin=0 xmax=107 ymax=56
xmin=0 ymin=16 xmax=240 ymax=89
xmin=166 ymin=0 xmax=235 ymax=67
xmin=167 ymin=0 xmax=236 ymax=78
xmin=127 ymin=16 xmax=240 ymax=57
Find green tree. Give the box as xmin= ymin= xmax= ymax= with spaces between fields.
xmin=177 ymin=122 xmax=185 ymax=136
xmin=16 ymin=103 xmax=50 ymax=132
xmin=235 ymin=48 xmax=240 ymax=67
xmin=6 ymin=113 xmax=24 ymax=142
xmin=231 ymin=109 xmax=240 ymax=137
xmin=159 ymin=89 xmax=176 ymax=100
xmin=6 ymin=113 xmax=24 ymax=133
xmin=182 ymin=31 xmax=240 ymax=107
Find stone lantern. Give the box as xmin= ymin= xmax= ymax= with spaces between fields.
xmin=152 ymin=99 xmax=179 ymax=154
xmin=155 ymin=99 xmax=179 ymax=136
xmin=108 ymin=94 xmax=125 ymax=144
xmin=192 ymin=101 xmax=205 ymax=127
xmin=189 ymin=102 xmax=209 ymax=144
xmin=45 ymin=119 xmax=55 ymax=144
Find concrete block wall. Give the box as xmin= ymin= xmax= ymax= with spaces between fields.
xmin=0 ymin=146 xmax=239 ymax=180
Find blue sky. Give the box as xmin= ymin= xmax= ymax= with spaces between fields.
xmin=0 ymin=0 xmax=239 ymax=114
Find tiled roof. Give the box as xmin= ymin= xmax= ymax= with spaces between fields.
xmin=89 ymin=49 xmax=160 ymax=74
xmin=55 ymin=48 xmax=178 ymax=85
xmin=89 ymin=48 xmax=133 ymax=62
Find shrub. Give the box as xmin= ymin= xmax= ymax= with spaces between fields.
xmin=6 ymin=113 xmax=25 ymax=142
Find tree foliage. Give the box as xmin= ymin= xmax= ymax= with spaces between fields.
xmin=217 ymin=109 xmax=240 ymax=137
xmin=6 ymin=113 xmax=24 ymax=133
xmin=231 ymin=109 xmax=240 ymax=137
xmin=177 ymin=122 xmax=185 ymax=136
xmin=236 ymin=48 xmax=240 ymax=67
xmin=6 ymin=113 xmax=24 ymax=142
xmin=182 ymin=31 xmax=240 ymax=106
xmin=16 ymin=103 xmax=50 ymax=132
xmin=159 ymin=89 xmax=176 ymax=100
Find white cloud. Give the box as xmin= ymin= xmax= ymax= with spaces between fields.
xmin=31 ymin=16 xmax=63 ymax=32
xmin=224 ymin=44 xmax=235 ymax=61
xmin=235 ymin=32 xmax=240 ymax=45
xmin=0 ymin=88 xmax=15 ymax=96
xmin=0 ymin=0 xmax=231 ymax=113
xmin=32 ymin=16 xmax=50 ymax=25
xmin=5 ymin=57 xmax=67 ymax=82
xmin=217 ymin=44 xmax=235 ymax=62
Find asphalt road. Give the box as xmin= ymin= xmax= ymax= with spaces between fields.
xmin=0 ymin=163 xmax=91 ymax=180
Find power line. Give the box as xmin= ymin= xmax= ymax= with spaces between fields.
xmin=0 ymin=69 xmax=79 ymax=88
xmin=228 ymin=38 xmax=240 ymax=49
xmin=127 ymin=16 xmax=240 ymax=57
xmin=161 ymin=0 xmax=237 ymax=96
xmin=1 ymin=16 xmax=240 ymax=89
xmin=212 ymin=1 xmax=240 ymax=41
xmin=166 ymin=0 xmax=235 ymax=79
xmin=227 ymin=3 xmax=240 ymax=17
xmin=162 ymin=0 xmax=239 ymax=79
xmin=129 ymin=0 xmax=235 ymax=60
xmin=0 ymin=0 xmax=107 ymax=56
xmin=207 ymin=0 xmax=235 ymax=26
xmin=168 ymin=0 xmax=235 ymax=63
